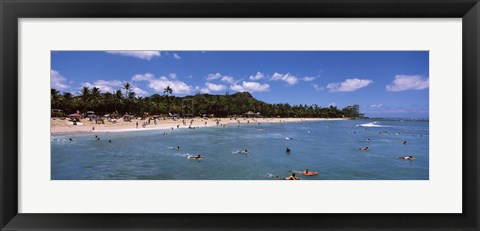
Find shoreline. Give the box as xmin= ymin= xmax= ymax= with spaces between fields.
xmin=51 ymin=117 xmax=350 ymax=136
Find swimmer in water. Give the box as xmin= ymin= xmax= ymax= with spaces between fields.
xmin=108 ymin=140 xmax=112 ymax=143
xmin=359 ymin=146 xmax=369 ymax=151
xmin=191 ymin=154 xmax=204 ymax=159
xmin=176 ymin=146 xmax=180 ymax=150
xmin=401 ymin=141 xmax=407 ymax=145
xmin=398 ymin=155 xmax=415 ymax=160
xmin=286 ymin=147 xmax=291 ymax=153
xmin=285 ymin=173 xmax=300 ymax=180
xmin=69 ymin=138 xmax=73 ymax=141
xmin=240 ymin=149 xmax=249 ymax=154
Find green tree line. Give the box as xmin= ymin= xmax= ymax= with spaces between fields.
xmin=51 ymin=84 xmax=360 ymax=118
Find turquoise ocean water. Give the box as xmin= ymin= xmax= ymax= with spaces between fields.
xmin=51 ymin=119 xmax=429 ymax=180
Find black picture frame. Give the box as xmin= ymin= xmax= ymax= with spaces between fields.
xmin=1 ymin=0 xmax=479 ymax=230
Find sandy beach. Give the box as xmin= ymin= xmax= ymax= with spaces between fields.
xmin=51 ymin=117 xmax=349 ymax=136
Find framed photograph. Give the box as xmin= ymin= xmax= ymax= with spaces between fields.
xmin=1 ymin=0 xmax=479 ymax=230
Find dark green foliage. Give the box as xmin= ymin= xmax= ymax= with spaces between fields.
xmin=51 ymin=87 xmax=359 ymax=118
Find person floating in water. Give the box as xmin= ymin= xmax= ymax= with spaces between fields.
xmin=359 ymin=146 xmax=369 ymax=151
xmin=69 ymin=138 xmax=73 ymax=141
xmin=240 ymin=149 xmax=249 ymax=154
xmin=285 ymin=173 xmax=300 ymax=180
xmin=108 ymin=140 xmax=112 ymax=143
xmin=397 ymin=155 xmax=415 ymax=160
xmin=191 ymin=154 xmax=205 ymax=160
xmin=401 ymin=141 xmax=407 ymax=145
xmin=176 ymin=146 xmax=180 ymax=150
xmin=286 ymin=147 xmax=291 ymax=153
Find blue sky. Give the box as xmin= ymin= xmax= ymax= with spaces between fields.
xmin=51 ymin=51 xmax=429 ymax=118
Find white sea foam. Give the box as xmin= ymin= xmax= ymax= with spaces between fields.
xmin=356 ymin=121 xmax=391 ymax=128
xmin=50 ymin=136 xmax=70 ymax=144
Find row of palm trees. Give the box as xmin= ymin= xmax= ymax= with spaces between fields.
xmin=51 ymin=83 xmax=358 ymax=118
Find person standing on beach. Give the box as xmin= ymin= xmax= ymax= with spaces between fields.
xmin=136 ymin=121 xmax=138 ymax=129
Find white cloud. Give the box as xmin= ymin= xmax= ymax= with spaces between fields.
xmin=82 ymin=80 xmax=124 ymax=93
xmin=132 ymin=87 xmax=148 ymax=97
xmin=326 ymin=78 xmax=373 ymax=92
xmin=82 ymin=82 xmax=110 ymax=93
xmin=106 ymin=51 xmax=161 ymax=60
xmin=370 ymin=104 xmax=383 ymax=108
xmin=173 ymin=53 xmax=181 ymax=60
xmin=301 ymin=76 xmax=315 ymax=82
xmin=195 ymin=86 xmax=210 ymax=94
xmin=148 ymin=76 xmax=192 ymax=94
xmin=206 ymin=73 xmax=223 ymax=81
xmin=230 ymin=81 xmax=270 ymax=93
xmin=385 ymin=75 xmax=429 ymax=92
xmin=205 ymin=82 xmax=226 ymax=92
xmin=313 ymin=84 xmax=323 ymax=92
xmin=95 ymin=80 xmax=123 ymax=87
xmin=271 ymin=72 xmax=298 ymax=85
xmin=50 ymin=70 xmax=70 ymax=90
xmin=132 ymin=73 xmax=192 ymax=94
xmin=221 ymin=76 xmax=236 ymax=84
xmin=132 ymin=73 xmax=154 ymax=81
xmin=206 ymin=72 xmax=237 ymax=84
xmin=249 ymin=72 xmax=265 ymax=80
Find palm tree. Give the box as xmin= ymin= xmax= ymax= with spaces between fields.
xmin=91 ymin=87 xmax=102 ymax=113
xmin=80 ymin=86 xmax=91 ymax=114
xmin=123 ymin=83 xmax=132 ymax=113
xmin=123 ymin=82 xmax=132 ymax=98
xmin=163 ymin=86 xmax=173 ymax=112
xmin=103 ymin=92 xmax=113 ymax=114
xmin=62 ymin=92 xmax=74 ymax=113
xmin=163 ymin=86 xmax=173 ymax=96
xmin=114 ymin=90 xmax=123 ymax=112
xmin=51 ymin=89 xmax=61 ymax=109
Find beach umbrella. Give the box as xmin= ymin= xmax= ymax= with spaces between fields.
xmin=68 ymin=113 xmax=81 ymax=117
